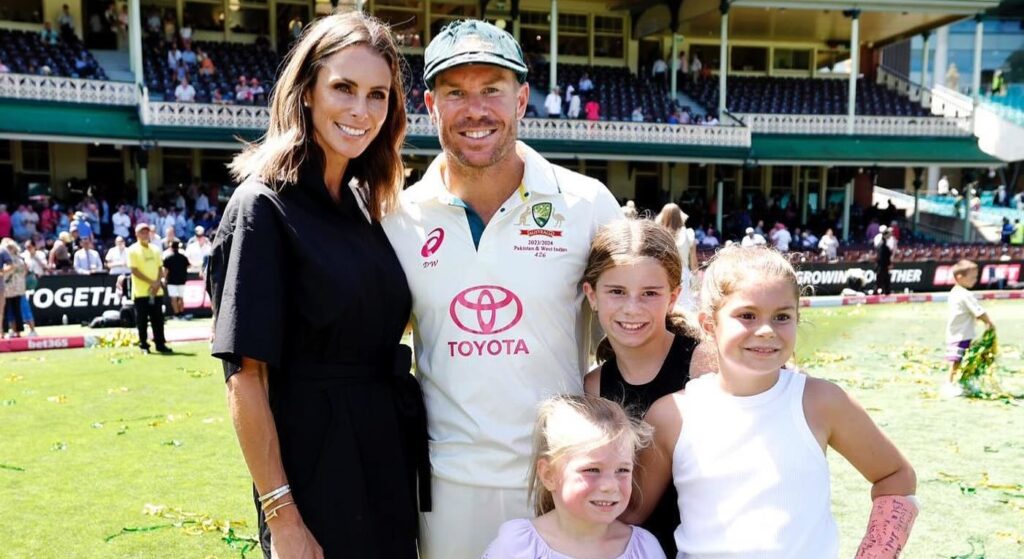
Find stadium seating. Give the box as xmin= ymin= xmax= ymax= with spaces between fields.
xmin=696 ymin=242 xmax=1024 ymax=265
xmin=680 ymin=75 xmax=929 ymax=117
xmin=144 ymin=39 xmax=280 ymax=102
xmin=532 ymin=62 xmax=672 ymax=122
xmin=0 ymin=28 xmax=106 ymax=80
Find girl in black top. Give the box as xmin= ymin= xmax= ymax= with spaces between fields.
xmin=581 ymin=219 xmax=715 ymax=557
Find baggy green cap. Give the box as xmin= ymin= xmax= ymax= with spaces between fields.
xmin=423 ymin=19 xmax=528 ymax=89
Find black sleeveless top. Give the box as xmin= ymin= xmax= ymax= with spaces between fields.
xmin=599 ymin=333 xmax=698 ymax=557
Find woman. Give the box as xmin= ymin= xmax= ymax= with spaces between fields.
xmin=206 ymin=13 xmax=426 ymax=559
xmin=655 ymin=203 xmax=697 ymax=310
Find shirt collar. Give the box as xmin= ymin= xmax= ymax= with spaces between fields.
xmin=409 ymin=141 xmax=562 ymax=205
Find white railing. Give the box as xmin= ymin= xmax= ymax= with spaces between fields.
xmin=139 ymin=105 xmax=752 ymax=147
xmin=734 ymin=113 xmax=972 ymax=137
xmin=931 ymin=85 xmax=974 ymax=119
xmin=877 ymin=65 xmax=931 ymax=108
xmin=0 ymin=73 xmax=137 ymax=105
xmin=141 ymin=100 xmax=270 ymax=128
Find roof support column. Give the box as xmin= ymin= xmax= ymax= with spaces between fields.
xmin=128 ymin=0 xmax=143 ymax=89
xmin=842 ymin=180 xmax=852 ymax=242
xmin=846 ymin=9 xmax=860 ymax=135
xmin=718 ymin=1 xmax=729 ymax=117
xmin=550 ymin=0 xmax=558 ymax=95
xmin=971 ymin=14 xmax=983 ymax=103
xmin=920 ymin=31 xmax=930 ymax=90
xmin=671 ymin=34 xmax=680 ymax=103
xmin=135 ymin=148 xmax=149 ymax=209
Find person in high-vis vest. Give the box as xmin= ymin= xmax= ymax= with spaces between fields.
xmin=382 ymin=19 xmax=621 ymax=559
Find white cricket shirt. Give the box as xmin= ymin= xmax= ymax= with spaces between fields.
xmin=382 ymin=142 xmax=621 ymax=488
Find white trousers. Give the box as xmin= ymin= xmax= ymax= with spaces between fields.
xmin=418 ymin=476 xmax=530 ymax=559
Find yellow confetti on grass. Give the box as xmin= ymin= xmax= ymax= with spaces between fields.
xmin=106 ymin=387 xmax=130 ymax=395
xmin=6 ymin=374 xmax=24 ymax=383
xmin=46 ymin=395 xmax=68 ymax=404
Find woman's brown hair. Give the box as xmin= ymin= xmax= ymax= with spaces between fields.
xmin=229 ymin=11 xmax=407 ymax=221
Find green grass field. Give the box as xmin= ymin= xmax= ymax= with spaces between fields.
xmin=1 ymin=301 xmax=1022 ymax=558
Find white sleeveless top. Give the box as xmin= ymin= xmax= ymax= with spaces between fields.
xmin=672 ymin=369 xmax=839 ymax=558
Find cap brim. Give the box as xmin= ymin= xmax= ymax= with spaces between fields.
xmin=425 ymin=52 xmax=527 ymax=88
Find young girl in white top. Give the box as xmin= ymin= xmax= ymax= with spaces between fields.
xmin=483 ymin=395 xmax=666 ymax=559
xmin=626 ymin=245 xmax=919 ymax=558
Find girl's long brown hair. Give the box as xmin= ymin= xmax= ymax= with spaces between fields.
xmin=229 ymin=11 xmax=407 ymax=221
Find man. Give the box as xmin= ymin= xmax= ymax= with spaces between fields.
xmin=381 ymin=20 xmax=621 ymax=559
xmin=184 ymin=225 xmax=212 ymax=273
xmin=740 ymin=226 xmax=766 ymax=247
xmin=770 ymin=222 xmax=792 ymax=253
xmin=112 ymin=204 xmax=132 ymax=239
xmin=544 ymin=86 xmax=561 ymax=118
xmin=163 ymin=241 xmax=189 ymax=318
xmin=174 ymin=77 xmax=196 ymax=102
xmin=875 ymin=227 xmax=893 ymax=295
xmin=128 ymin=223 xmax=171 ymax=353
xmin=73 ymin=237 xmax=103 ymax=274
xmin=105 ymin=235 xmax=131 ymax=275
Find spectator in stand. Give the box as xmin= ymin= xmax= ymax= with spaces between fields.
xmin=39 ymin=201 xmax=57 ymax=238
xmin=168 ymin=44 xmax=182 ymax=68
xmin=145 ymin=7 xmax=161 ymax=35
xmin=678 ymin=50 xmax=688 ymax=75
xmin=801 ymin=229 xmax=819 ymax=250
xmin=700 ymin=227 xmax=720 ymax=248
xmin=40 ymin=21 xmax=60 ymax=45
xmin=249 ymin=77 xmax=266 ymax=104
xmin=3 ymin=204 xmax=18 ymax=238
xmin=198 ymin=49 xmax=216 ymax=77
xmin=74 ymin=51 xmax=95 ymax=78
xmin=180 ymin=17 xmax=193 ymax=49
xmin=163 ymin=241 xmax=189 ymax=318
xmin=584 ymin=95 xmax=601 ymax=121
xmin=1001 ymin=217 xmax=1015 ymax=244
xmin=235 ymin=75 xmax=252 ymax=103
xmin=73 ymin=237 xmax=103 ymax=274
xmin=181 ymin=45 xmax=197 ymax=67
xmin=667 ymin=109 xmax=680 ymax=124
xmin=0 ymin=59 xmax=9 ymax=73
xmin=1010 ymin=219 xmax=1023 ymax=246
xmin=162 ymin=11 xmax=177 ymax=44
xmin=545 ymin=87 xmax=562 ymax=118
xmin=10 ymin=205 xmax=26 ymax=241
xmin=211 ymin=87 xmax=226 ymax=104
xmin=690 ymin=53 xmax=702 ymax=83
xmin=174 ymin=58 xmax=188 ymax=81
xmin=770 ymin=222 xmax=792 ymax=253
xmin=819 ymin=228 xmax=839 ymax=261
xmin=562 ymin=83 xmax=575 ymax=113
xmin=174 ymin=77 xmax=196 ymax=102
xmin=631 ymin=106 xmax=644 ymax=122
xmin=578 ymin=72 xmax=594 ymax=93
xmin=703 ymin=113 xmax=719 ymax=126
xmin=58 ymin=5 xmax=76 ymax=40
xmin=23 ymin=239 xmax=47 ymax=276
xmin=679 ymin=109 xmax=691 ymax=124
xmin=185 ymin=225 xmax=212 ymax=272
xmin=106 ymin=235 xmax=131 ymax=275
xmin=408 ymin=86 xmax=425 ymax=113
xmin=652 ymin=55 xmax=668 ymax=86
xmin=567 ymin=90 xmax=581 ymax=119
xmin=194 ymin=187 xmax=210 ymax=214
xmin=112 ymin=204 xmax=132 ymax=238
xmin=161 ymin=225 xmax=178 ymax=253
xmin=740 ymin=226 xmax=766 ymax=247
xmin=873 ymin=224 xmax=897 ymax=251
xmin=865 ymin=218 xmax=880 ymax=242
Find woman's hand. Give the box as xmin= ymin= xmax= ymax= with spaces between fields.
xmin=269 ymin=507 xmax=324 ymax=559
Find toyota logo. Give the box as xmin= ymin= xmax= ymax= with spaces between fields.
xmin=421 ymin=227 xmax=445 ymax=258
xmin=449 ymin=285 xmax=523 ymax=335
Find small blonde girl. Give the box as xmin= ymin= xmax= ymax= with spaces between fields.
xmin=483 ymin=395 xmax=666 ymax=559
xmin=626 ymin=245 xmax=919 ymax=558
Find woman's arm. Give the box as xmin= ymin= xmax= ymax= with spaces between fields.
xmin=228 ymin=358 xmax=323 ymax=559
xmin=583 ymin=365 xmax=601 ymax=396
xmin=621 ymin=393 xmax=682 ymax=524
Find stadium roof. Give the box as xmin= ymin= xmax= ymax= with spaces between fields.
xmin=630 ymin=0 xmax=999 ymax=47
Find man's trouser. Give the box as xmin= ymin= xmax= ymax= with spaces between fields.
xmin=418 ymin=475 xmax=530 ymax=559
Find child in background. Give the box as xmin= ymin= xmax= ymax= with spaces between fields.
xmin=627 ymin=245 xmax=918 ymax=558
xmin=581 ymin=219 xmax=713 ymax=556
xmin=943 ymin=259 xmax=995 ymax=398
xmin=483 ymin=395 xmax=665 ymax=559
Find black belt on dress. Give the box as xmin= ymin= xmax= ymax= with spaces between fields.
xmin=287 ymin=345 xmax=432 ymax=512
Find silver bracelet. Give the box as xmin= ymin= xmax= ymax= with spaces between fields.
xmin=258 ymin=483 xmax=291 ymax=505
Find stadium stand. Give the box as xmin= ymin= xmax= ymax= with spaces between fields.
xmin=144 ymin=39 xmax=279 ymax=102
xmin=0 ymin=28 xmax=105 ymax=80
xmin=533 ymin=62 xmax=673 ymax=122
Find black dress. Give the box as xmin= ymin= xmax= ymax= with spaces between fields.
xmin=599 ymin=333 xmax=698 ymax=558
xmin=207 ymin=164 xmax=427 ymax=559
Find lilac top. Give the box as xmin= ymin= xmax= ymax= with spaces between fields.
xmin=482 ymin=519 xmax=667 ymax=559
